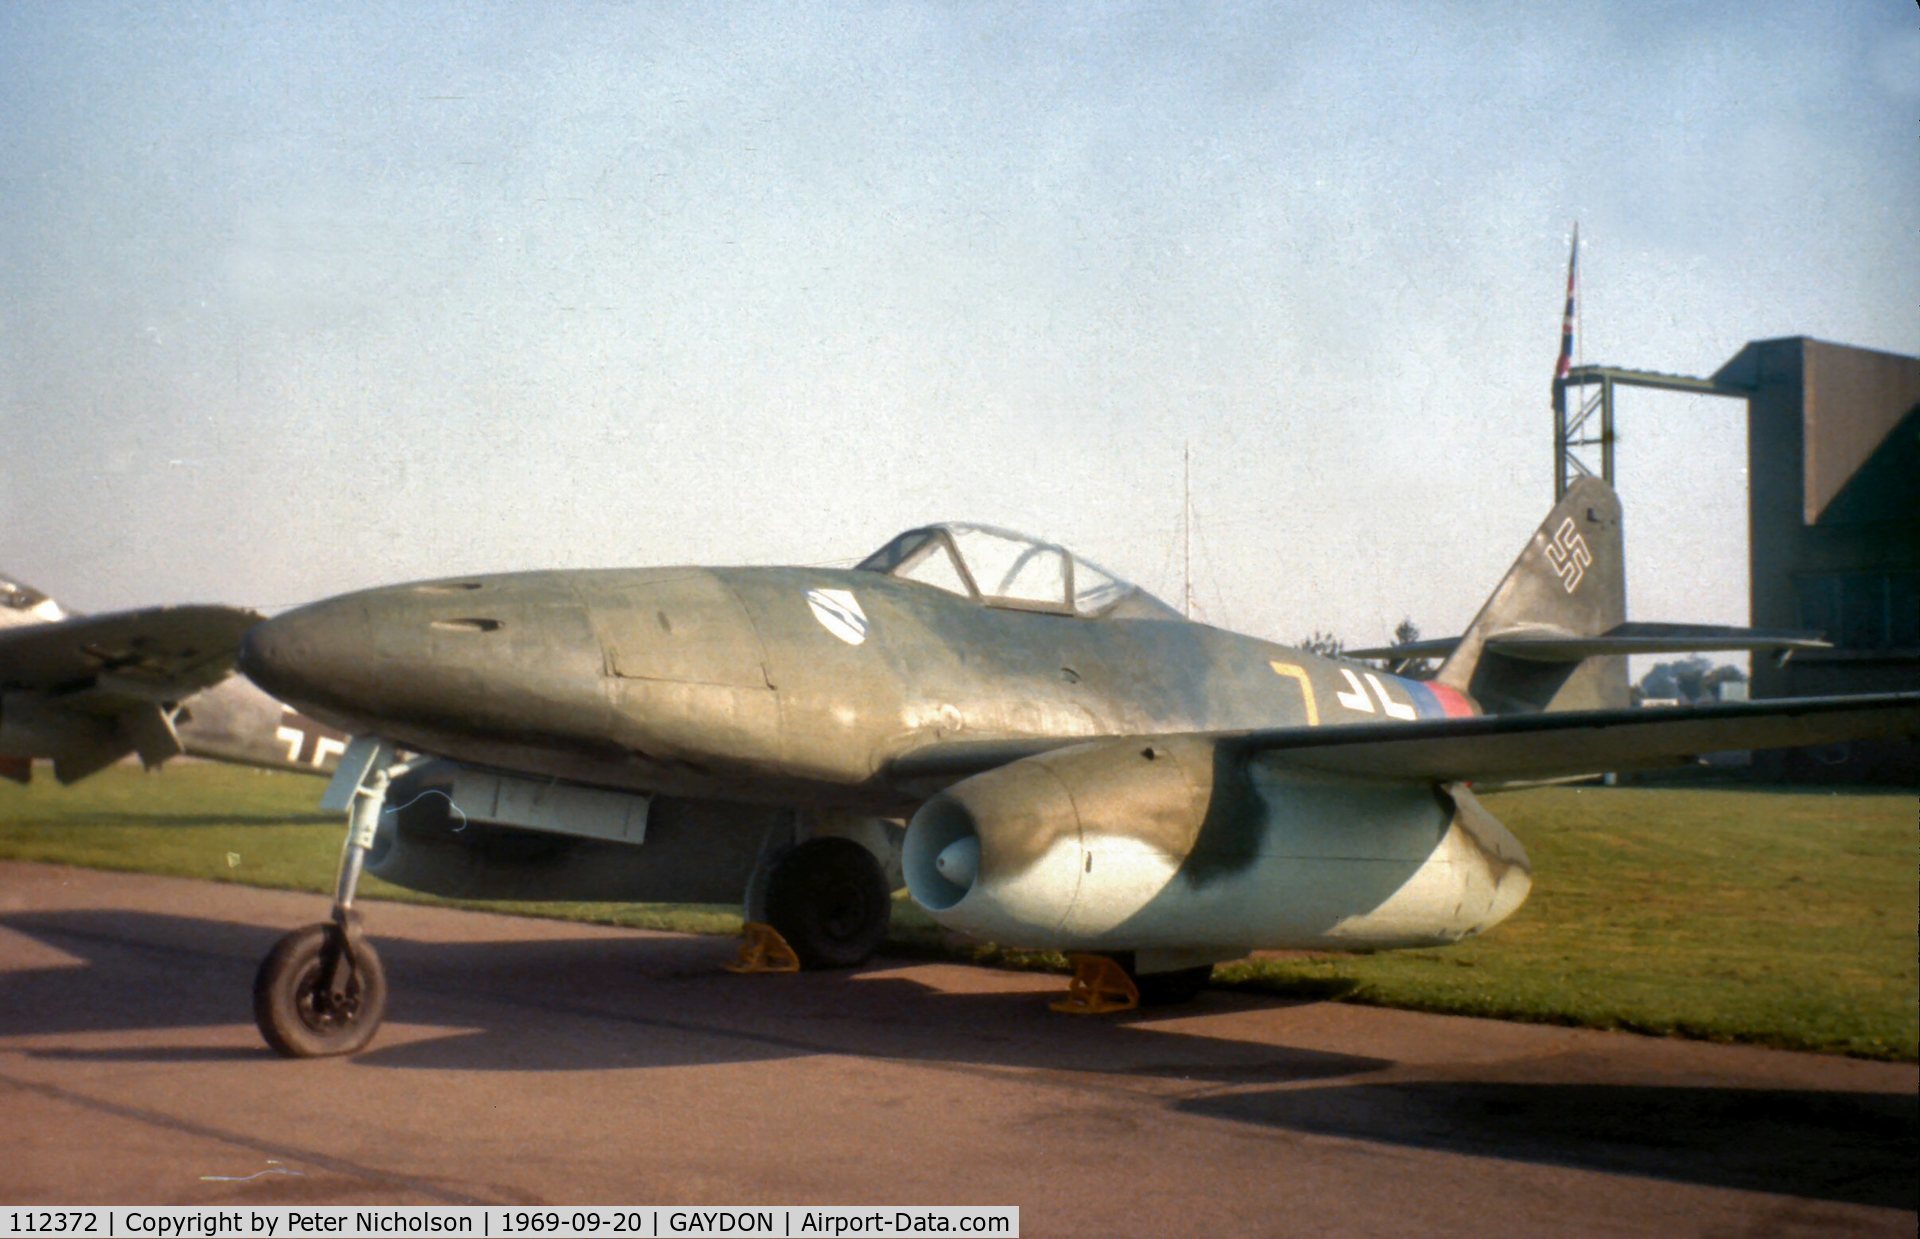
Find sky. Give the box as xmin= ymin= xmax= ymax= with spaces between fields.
xmin=3 ymin=1 xmax=1916 ymax=652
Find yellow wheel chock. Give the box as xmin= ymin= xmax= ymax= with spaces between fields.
xmin=1049 ymin=953 xmax=1140 ymax=1015
xmin=725 ymin=922 xmax=801 ymax=974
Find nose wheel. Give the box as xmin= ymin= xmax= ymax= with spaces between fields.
xmin=254 ymin=918 xmax=388 ymax=1057
xmin=255 ymin=737 xmax=402 ymax=1058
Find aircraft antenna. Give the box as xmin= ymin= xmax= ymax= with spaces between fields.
xmin=1182 ymin=442 xmax=1193 ymax=619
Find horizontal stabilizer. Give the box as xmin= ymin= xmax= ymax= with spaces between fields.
xmin=1485 ymin=622 xmax=1828 ymax=663
xmin=1349 ymin=623 xmax=1828 ymax=664
xmin=1344 ymin=637 xmax=1461 ymax=660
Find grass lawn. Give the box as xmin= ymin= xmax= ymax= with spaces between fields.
xmin=1 ymin=763 xmax=1914 ymax=1059
xmin=1215 ymin=783 xmax=1918 ymax=1060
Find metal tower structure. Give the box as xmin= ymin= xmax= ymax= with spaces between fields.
xmin=1552 ymin=365 xmax=1748 ymax=499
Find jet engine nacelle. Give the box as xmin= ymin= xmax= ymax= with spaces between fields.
xmin=0 ymin=690 xmax=160 ymax=783
xmin=0 ymin=692 xmax=89 ymax=758
xmin=903 ymin=735 xmax=1532 ymax=954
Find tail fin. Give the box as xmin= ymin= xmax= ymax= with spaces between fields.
xmin=1436 ymin=479 xmax=1626 ymax=715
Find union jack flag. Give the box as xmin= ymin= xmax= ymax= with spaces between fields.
xmin=1554 ymin=223 xmax=1579 ymax=385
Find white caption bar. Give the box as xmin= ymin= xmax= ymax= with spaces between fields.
xmin=1 ymin=1207 xmax=1019 ymax=1239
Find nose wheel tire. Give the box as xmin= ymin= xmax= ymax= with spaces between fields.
xmin=764 ymin=837 xmax=891 ymax=970
xmin=254 ymin=923 xmax=388 ymax=1058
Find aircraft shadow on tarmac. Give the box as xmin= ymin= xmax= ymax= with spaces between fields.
xmin=1 ymin=908 xmax=1386 ymax=1084
xmin=9 ymin=908 xmax=1915 ymax=1210
xmin=1179 ymin=1082 xmax=1919 ymax=1213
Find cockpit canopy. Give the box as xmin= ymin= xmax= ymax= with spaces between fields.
xmin=856 ymin=523 xmax=1182 ymax=620
xmin=0 ymin=573 xmax=64 ymax=622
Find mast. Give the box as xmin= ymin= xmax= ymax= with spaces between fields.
xmin=1182 ymin=442 xmax=1193 ymax=619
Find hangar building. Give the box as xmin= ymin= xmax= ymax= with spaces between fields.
xmin=1716 ymin=338 xmax=1920 ymax=781
xmin=1556 ymin=336 xmax=1918 ymax=781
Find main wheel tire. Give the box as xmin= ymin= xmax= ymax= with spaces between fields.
xmin=253 ymin=923 xmax=388 ymax=1058
xmin=1100 ymin=951 xmax=1212 ymax=1006
xmin=764 ymin=837 xmax=891 ymax=970
xmin=1133 ymin=963 xmax=1213 ymax=1006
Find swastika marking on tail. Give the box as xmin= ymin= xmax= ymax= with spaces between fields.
xmin=1545 ymin=517 xmax=1591 ymax=593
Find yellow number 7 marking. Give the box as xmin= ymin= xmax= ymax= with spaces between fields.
xmin=1267 ymin=662 xmax=1319 ymax=726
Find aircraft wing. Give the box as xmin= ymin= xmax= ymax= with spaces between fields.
xmin=883 ymin=692 xmax=1920 ymax=791
xmin=1223 ymin=692 xmax=1920 ymax=782
xmin=0 ymin=605 xmax=260 ymax=703
xmin=0 ymin=605 xmax=262 ymax=782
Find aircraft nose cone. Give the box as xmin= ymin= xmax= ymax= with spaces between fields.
xmin=239 ymin=598 xmax=372 ymax=718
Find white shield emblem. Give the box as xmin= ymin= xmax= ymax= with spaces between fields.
xmin=806 ymin=588 xmax=868 ymax=646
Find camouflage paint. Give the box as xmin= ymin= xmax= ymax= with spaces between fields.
xmin=239 ymin=480 xmax=1913 ymax=962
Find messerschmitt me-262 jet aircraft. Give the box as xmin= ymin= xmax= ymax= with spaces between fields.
xmin=0 ymin=571 xmax=346 ymax=785
xmin=237 ymin=479 xmax=1920 ymax=1056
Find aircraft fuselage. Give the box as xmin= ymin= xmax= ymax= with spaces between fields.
xmin=241 ymin=566 xmax=1474 ymax=811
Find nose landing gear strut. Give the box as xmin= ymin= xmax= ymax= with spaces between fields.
xmin=254 ymin=738 xmax=403 ymax=1058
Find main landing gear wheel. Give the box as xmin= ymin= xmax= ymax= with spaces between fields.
xmin=1132 ymin=962 xmax=1213 ymax=1006
xmin=253 ymin=921 xmax=388 ymax=1058
xmin=1053 ymin=953 xmax=1214 ymax=1014
xmin=764 ymin=836 xmax=891 ymax=969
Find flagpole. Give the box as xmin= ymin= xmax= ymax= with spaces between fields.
xmin=1556 ymin=221 xmax=1579 ymax=387
xmin=1552 ymin=222 xmax=1580 ymax=500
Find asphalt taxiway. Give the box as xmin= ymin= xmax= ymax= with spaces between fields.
xmin=1 ymin=862 xmax=1913 ymax=1235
